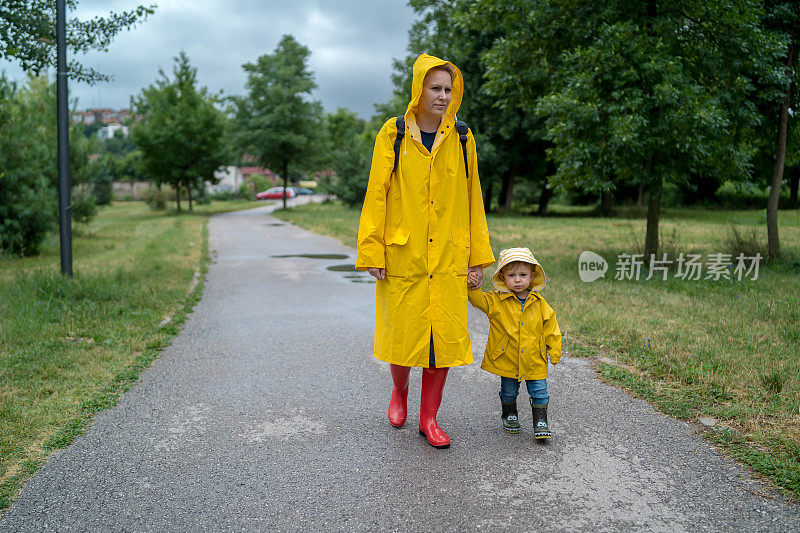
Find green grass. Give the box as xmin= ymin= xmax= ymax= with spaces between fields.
xmin=0 ymin=199 xmax=261 ymax=512
xmin=274 ymin=201 xmax=800 ymax=498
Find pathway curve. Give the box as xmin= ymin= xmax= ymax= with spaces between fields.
xmin=2 ymin=202 xmax=798 ymax=531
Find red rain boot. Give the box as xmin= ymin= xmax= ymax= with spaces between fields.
xmin=388 ymin=364 xmax=411 ymax=427
xmin=418 ymin=367 xmax=450 ymax=448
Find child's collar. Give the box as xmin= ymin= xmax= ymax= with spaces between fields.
xmin=499 ymin=290 xmax=541 ymax=301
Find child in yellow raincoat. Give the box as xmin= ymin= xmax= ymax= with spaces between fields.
xmin=467 ymin=247 xmax=561 ymax=439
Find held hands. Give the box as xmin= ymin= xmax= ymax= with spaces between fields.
xmin=467 ymin=266 xmax=483 ymax=289
xmin=368 ymin=268 xmax=386 ymax=280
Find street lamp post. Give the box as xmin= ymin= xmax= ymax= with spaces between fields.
xmin=56 ymin=0 xmax=73 ymax=276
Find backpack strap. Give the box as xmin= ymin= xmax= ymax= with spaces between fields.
xmin=394 ymin=115 xmax=470 ymax=179
xmin=455 ymin=119 xmax=469 ymax=179
xmin=393 ymin=115 xmax=405 ymax=175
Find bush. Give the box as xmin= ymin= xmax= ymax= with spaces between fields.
xmin=193 ymin=186 xmax=212 ymax=205
xmin=0 ymin=76 xmax=58 ymax=256
xmin=0 ymin=174 xmax=55 ymax=256
xmin=71 ymin=189 xmax=98 ymax=225
xmin=211 ymin=190 xmax=237 ymax=201
xmin=239 ymin=181 xmax=254 ymax=199
xmin=724 ymin=224 xmax=767 ymax=258
xmin=328 ymin=136 xmax=371 ymax=207
xmin=249 ymin=174 xmax=271 ymax=194
xmin=92 ymin=172 xmax=113 ymax=206
xmin=144 ymin=186 xmax=168 ymax=210
xmin=717 ymin=182 xmax=770 ymax=210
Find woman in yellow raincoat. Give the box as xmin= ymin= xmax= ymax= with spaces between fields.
xmin=356 ymin=54 xmax=494 ymax=448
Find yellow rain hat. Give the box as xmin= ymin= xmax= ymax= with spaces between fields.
xmin=492 ymin=247 xmax=547 ymax=293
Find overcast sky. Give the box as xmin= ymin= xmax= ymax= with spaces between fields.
xmin=0 ymin=0 xmax=417 ymax=118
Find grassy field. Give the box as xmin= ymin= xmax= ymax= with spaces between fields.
xmin=274 ymin=201 xmax=800 ymax=497
xmin=0 ymin=199 xmax=261 ymax=511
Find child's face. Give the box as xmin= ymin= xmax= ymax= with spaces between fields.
xmin=502 ymin=262 xmax=533 ymax=294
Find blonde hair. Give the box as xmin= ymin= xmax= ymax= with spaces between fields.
xmin=501 ymin=261 xmax=534 ymax=275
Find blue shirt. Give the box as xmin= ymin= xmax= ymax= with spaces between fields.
xmin=420 ymin=130 xmax=436 ymax=153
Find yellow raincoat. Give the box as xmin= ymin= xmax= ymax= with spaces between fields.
xmin=468 ymin=261 xmax=562 ymax=381
xmin=356 ymin=54 xmax=495 ymax=368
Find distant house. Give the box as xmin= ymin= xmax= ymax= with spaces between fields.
xmin=97 ymin=122 xmax=129 ymax=139
xmin=210 ymin=166 xmax=244 ymax=193
xmin=241 ymin=166 xmax=278 ymax=186
xmin=72 ymin=108 xmax=141 ymax=128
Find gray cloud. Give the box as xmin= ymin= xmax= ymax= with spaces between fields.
xmin=1 ymin=0 xmax=417 ymax=118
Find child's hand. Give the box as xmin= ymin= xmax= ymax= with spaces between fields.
xmin=467 ymin=271 xmax=480 ymax=289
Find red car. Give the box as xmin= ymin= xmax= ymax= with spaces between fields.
xmin=256 ymin=187 xmax=296 ymax=200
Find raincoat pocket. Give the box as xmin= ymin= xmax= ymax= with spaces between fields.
xmin=489 ymin=334 xmax=510 ymax=361
xmin=451 ymin=227 xmax=470 ymax=274
xmin=384 ymin=226 xmax=410 ymax=278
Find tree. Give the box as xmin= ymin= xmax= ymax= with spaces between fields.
xmin=0 ymin=76 xmax=56 ymax=254
xmin=231 ymin=35 xmax=323 ymax=210
xmin=392 ymin=1 xmax=550 ymax=214
xmin=0 ymin=1 xmax=155 ymax=83
xmin=324 ymin=108 xmax=369 ymax=206
xmin=0 ymin=75 xmax=92 ymax=254
xmin=470 ymin=0 xmax=783 ymax=257
xmin=763 ymin=1 xmax=799 ymax=258
xmin=787 ymin=116 xmax=800 ymax=209
xmin=132 ymin=51 xmax=230 ymax=213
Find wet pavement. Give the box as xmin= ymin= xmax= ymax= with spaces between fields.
xmin=2 ymin=201 xmax=799 ymax=532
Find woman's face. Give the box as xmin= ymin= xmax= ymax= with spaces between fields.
xmin=419 ymin=69 xmax=452 ymax=121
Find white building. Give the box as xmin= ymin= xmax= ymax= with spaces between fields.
xmin=97 ymin=123 xmax=129 ymax=139
xmin=210 ymin=166 xmax=244 ymax=193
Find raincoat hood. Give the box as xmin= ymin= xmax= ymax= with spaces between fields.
xmin=492 ymin=247 xmax=547 ymax=293
xmin=406 ymin=53 xmax=463 ymax=120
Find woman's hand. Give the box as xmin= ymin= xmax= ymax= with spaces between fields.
xmin=467 ymin=266 xmax=483 ymax=289
xmin=368 ymin=268 xmax=386 ymax=280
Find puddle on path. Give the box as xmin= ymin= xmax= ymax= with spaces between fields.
xmin=343 ymin=272 xmax=374 ymax=283
xmin=270 ymin=255 xmax=374 ymax=283
xmin=265 ymin=223 xmax=286 ymax=226
xmin=326 ymin=264 xmax=357 ymax=272
xmin=326 ymin=264 xmax=376 ymax=282
xmin=272 ymin=253 xmax=349 ymax=260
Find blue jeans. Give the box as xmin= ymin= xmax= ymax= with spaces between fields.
xmin=500 ymin=377 xmax=547 ymax=404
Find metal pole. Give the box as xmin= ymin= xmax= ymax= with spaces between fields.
xmin=56 ymin=0 xmax=73 ymax=276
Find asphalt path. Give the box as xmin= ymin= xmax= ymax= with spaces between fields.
xmin=3 ymin=201 xmax=799 ymax=532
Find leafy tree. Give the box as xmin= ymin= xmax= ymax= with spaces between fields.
xmin=132 ymin=51 xmax=230 ymax=213
xmin=762 ymin=1 xmax=799 ymax=258
xmin=787 ymin=118 xmax=800 ymax=209
xmin=231 ymin=34 xmax=323 ymax=210
xmin=0 ymin=75 xmax=93 ymax=254
xmin=469 ymin=0 xmax=784 ymax=257
xmin=0 ymin=76 xmax=55 ymax=254
xmin=392 ymin=1 xmax=546 ymax=214
xmin=0 ymin=1 xmax=155 ymax=83
xmin=324 ymin=108 xmax=370 ymax=206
